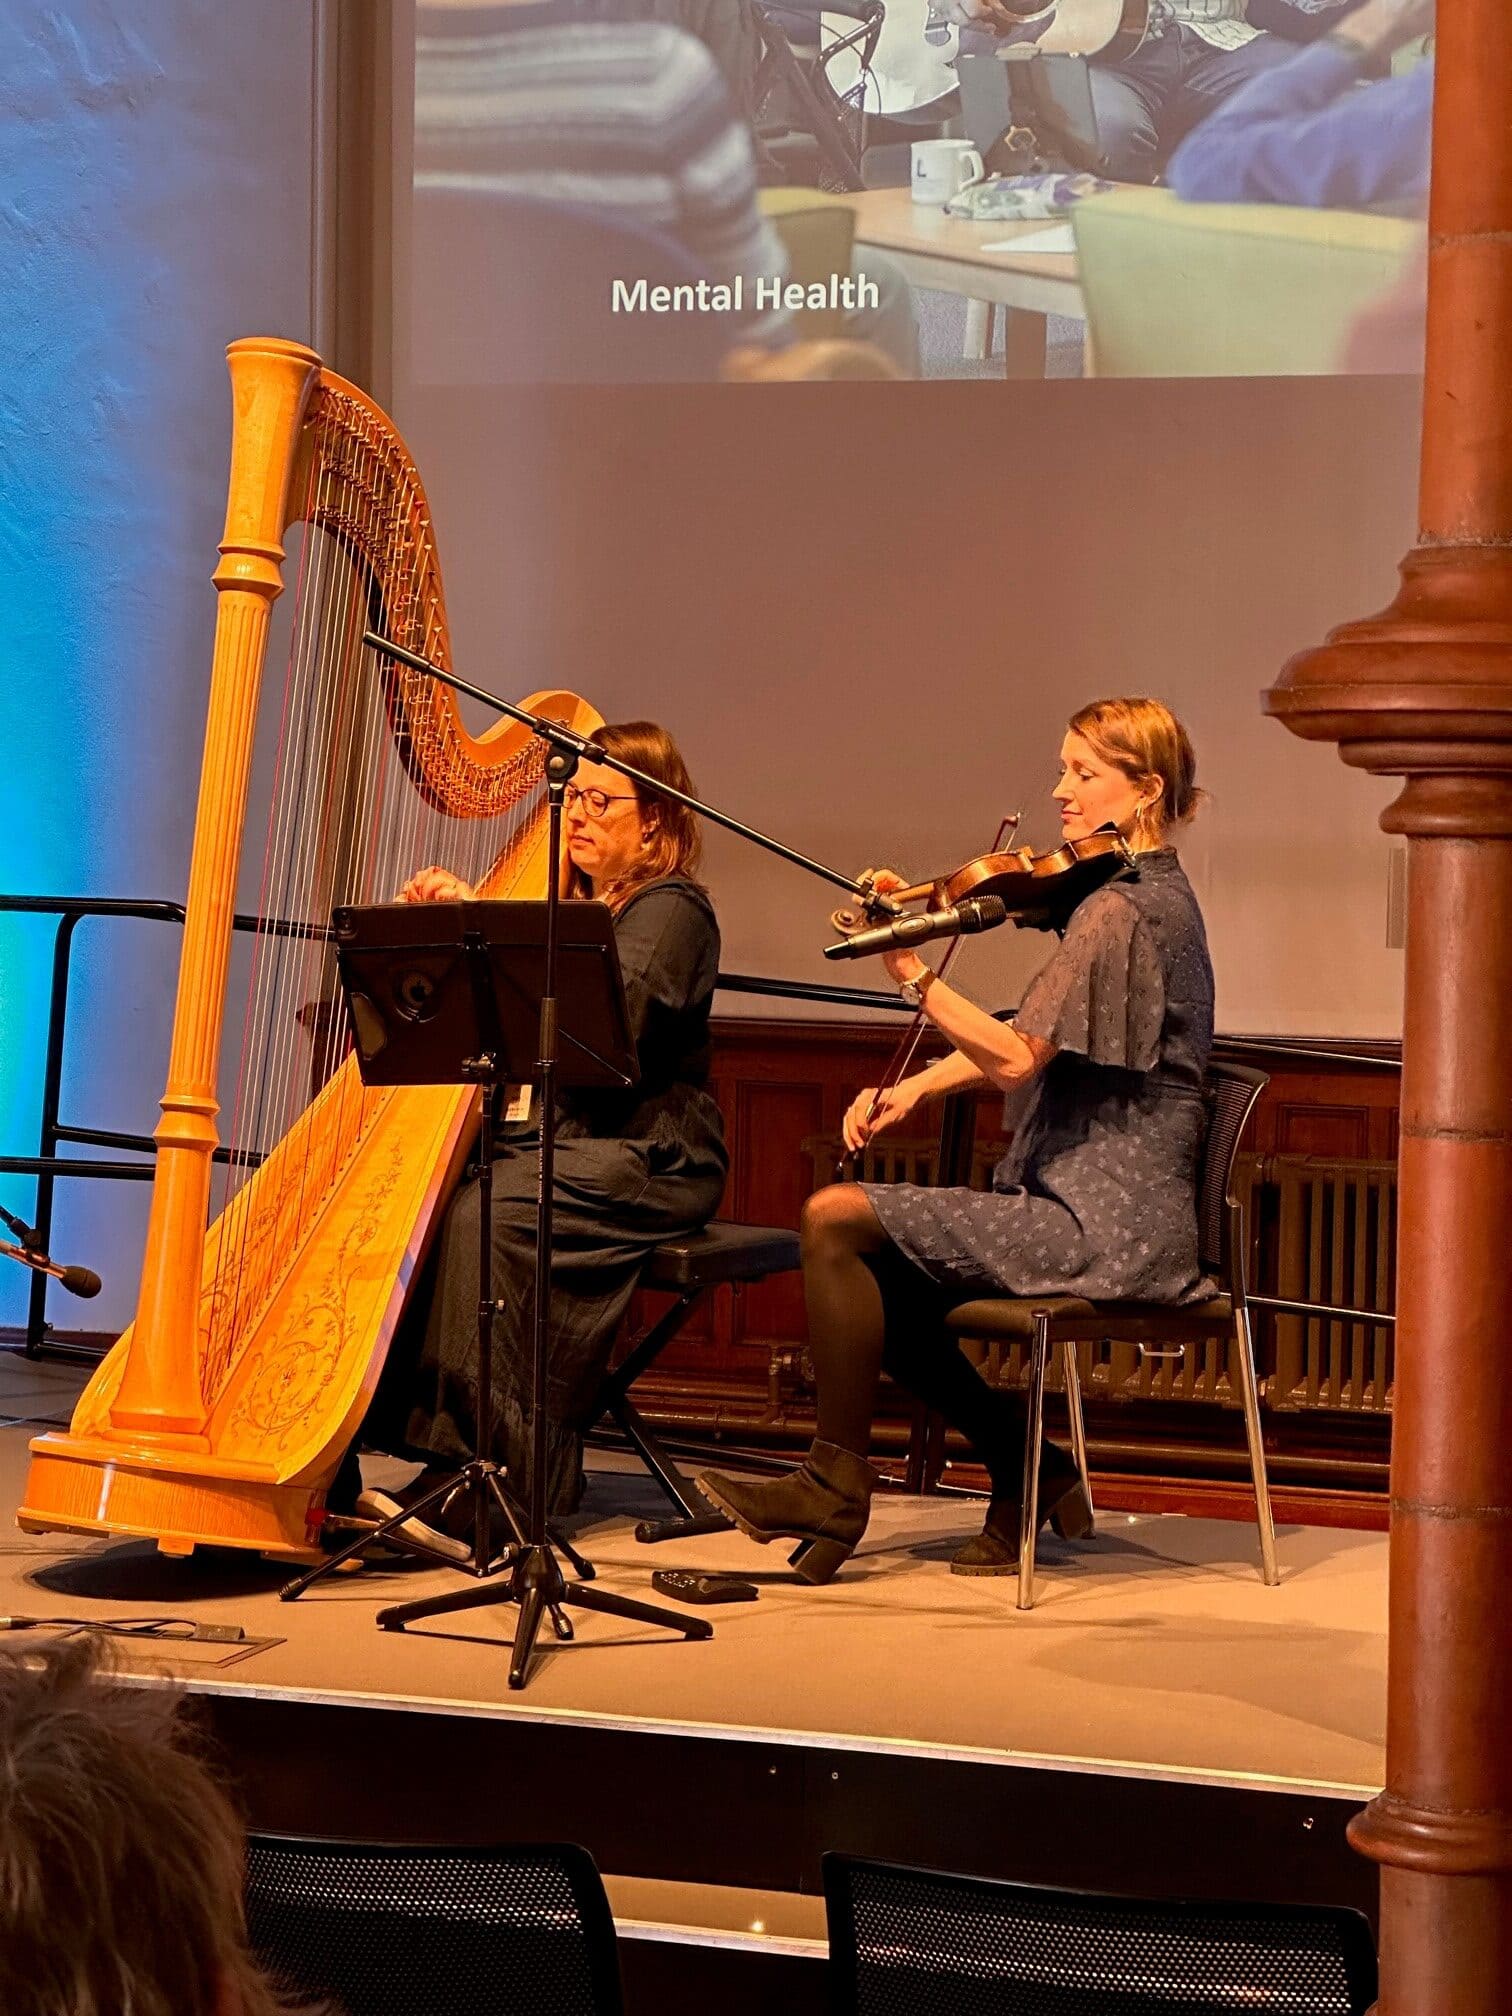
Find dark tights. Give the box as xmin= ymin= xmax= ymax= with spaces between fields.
xmin=802 ymin=1184 xmax=1026 ymax=1478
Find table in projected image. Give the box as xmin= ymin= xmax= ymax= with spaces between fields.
xmin=843 ymin=187 xmax=1086 ymax=378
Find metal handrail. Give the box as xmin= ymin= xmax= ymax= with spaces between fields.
xmin=0 ymin=894 xmax=337 ymax=1352
xmin=0 ymin=890 xmax=1404 ymax=1357
xmin=0 ymin=895 xmax=911 ymax=1352
xmin=1246 ymin=1293 xmax=1396 ymax=1327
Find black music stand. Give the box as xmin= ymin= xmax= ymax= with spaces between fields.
xmin=281 ymin=890 xmax=713 ymax=1684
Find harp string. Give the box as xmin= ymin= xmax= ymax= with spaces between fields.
xmin=218 ymin=429 xmax=326 ymax=1228
xmin=223 ymin=419 xmax=355 ymax=1371
xmin=310 ymin=427 xmax=388 ymax=1147
xmin=205 ymin=437 xmax=322 ymax=1373
xmin=259 ymin=466 xmax=337 ymax=1207
xmin=277 ymin=473 xmax=361 ymax=1240
xmin=322 ymin=430 xmax=393 ymax=1144
xmin=310 ymin=439 xmax=386 ymax=1141
xmin=216 ymin=428 xmax=342 ymax=1363
xmin=198 ymin=389 xmax=555 ymax=1402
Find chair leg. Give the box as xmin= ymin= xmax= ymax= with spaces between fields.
xmin=1060 ymin=1340 xmax=1095 ymax=1535
xmin=963 ymin=297 xmax=995 ymax=360
xmin=1233 ymin=1305 xmax=1280 ymax=1587
xmin=1017 ymin=1311 xmax=1051 ymax=1612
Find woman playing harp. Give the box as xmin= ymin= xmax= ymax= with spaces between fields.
xmin=20 ymin=337 xmax=600 ymax=1559
xmin=339 ymin=722 xmax=727 ymax=1547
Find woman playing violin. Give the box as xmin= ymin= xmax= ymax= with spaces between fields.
xmin=700 ymin=697 xmax=1214 ymax=1582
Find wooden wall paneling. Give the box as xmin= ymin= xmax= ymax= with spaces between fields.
xmin=730 ymin=1077 xmax=824 ymax=1351
xmin=612 ymin=1021 xmax=1405 ymax=1500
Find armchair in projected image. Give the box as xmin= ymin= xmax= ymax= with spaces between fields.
xmin=1071 ymin=186 xmax=1423 ymax=377
xmin=758 ymin=187 xmax=859 ymax=339
xmin=755 ymin=3 xmax=877 ymax=190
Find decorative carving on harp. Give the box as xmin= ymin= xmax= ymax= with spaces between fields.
xmin=20 ymin=337 xmax=599 ymax=1558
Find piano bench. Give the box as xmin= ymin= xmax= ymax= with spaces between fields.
xmin=589 ymin=1222 xmax=801 ymax=1544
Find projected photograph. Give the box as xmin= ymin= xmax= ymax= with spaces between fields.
xmin=410 ymin=0 xmax=1433 ymax=384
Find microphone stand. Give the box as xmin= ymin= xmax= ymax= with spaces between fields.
xmin=350 ymin=631 xmax=889 ymax=1689
xmin=0 ymin=1239 xmax=101 ymax=1300
xmin=360 ymin=633 xmax=896 ymax=910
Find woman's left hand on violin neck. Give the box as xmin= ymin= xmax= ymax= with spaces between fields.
xmin=851 ymin=867 xmax=923 ymax=986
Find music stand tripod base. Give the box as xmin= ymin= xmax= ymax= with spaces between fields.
xmin=298 ymin=865 xmax=716 ymax=1685
xmin=376 ymin=1547 xmax=713 ymax=1692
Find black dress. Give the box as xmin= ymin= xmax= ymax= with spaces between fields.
xmin=864 ymin=849 xmax=1216 ymax=1305
xmin=375 ymin=878 xmax=727 ymax=1513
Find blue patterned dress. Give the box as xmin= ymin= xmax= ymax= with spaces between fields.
xmin=864 ymin=849 xmax=1215 ymax=1305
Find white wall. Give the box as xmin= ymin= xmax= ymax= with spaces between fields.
xmin=0 ymin=2 xmax=1422 ymax=1343
xmin=397 ymin=374 xmax=1418 ymax=1045
xmin=0 ymin=0 xmax=322 ymax=1329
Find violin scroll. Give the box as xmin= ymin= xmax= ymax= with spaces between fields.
xmin=828 ymin=866 xmax=909 ymax=938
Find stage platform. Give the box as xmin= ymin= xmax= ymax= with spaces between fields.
xmin=0 ymin=1349 xmax=1387 ymax=2011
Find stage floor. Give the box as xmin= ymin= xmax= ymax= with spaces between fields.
xmin=0 ymin=1353 xmax=1386 ymax=1792
xmin=0 ymin=1346 xmax=1388 ymax=1987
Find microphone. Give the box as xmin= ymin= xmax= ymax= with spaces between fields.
xmin=824 ymin=893 xmax=1010 ymax=961
xmin=0 ymin=1239 xmax=102 ymax=1299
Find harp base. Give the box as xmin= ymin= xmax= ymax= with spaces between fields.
xmin=18 ymin=1436 xmax=324 ymax=1560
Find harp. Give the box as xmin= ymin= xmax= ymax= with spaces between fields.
xmin=19 ymin=337 xmax=598 ymax=1558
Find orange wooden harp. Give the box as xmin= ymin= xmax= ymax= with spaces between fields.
xmin=19 ymin=338 xmax=598 ymax=1559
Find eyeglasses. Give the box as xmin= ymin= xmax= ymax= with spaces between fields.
xmin=564 ymin=786 xmax=637 ymax=818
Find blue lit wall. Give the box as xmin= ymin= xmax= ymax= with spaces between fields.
xmin=0 ymin=2 xmax=317 ymax=1328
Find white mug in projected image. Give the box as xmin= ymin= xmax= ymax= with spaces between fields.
xmin=911 ymin=137 xmax=984 ymax=207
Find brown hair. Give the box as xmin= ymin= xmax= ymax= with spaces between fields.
xmin=569 ymin=720 xmax=705 ymax=913
xmin=0 ymin=1636 xmax=319 ymax=2016
xmin=1068 ymin=696 xmax=1206 ymax=838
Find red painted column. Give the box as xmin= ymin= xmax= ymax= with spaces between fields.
xmin=1265 ymin=6 xmax=1512 ymax=2009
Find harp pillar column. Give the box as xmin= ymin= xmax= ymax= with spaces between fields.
xmin=1265 ymin=8 xmax=1512 ymax=2010
xmin=111 ymin=339 xmax=321 ymax=1441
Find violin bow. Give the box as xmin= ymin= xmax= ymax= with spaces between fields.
xmin=836 ymin=811 xmax=1021 ymax=1180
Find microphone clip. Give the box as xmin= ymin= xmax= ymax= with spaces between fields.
xmin=0 ymin=1203 xmax=42 ymax=1252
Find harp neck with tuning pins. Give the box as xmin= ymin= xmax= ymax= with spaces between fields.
xmin=21 ymin=336 xmax=599 ymax=1558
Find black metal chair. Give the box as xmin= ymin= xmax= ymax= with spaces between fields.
xmin=245 ymin=1835 xmax=623 ymax=2016
xmin=823 ymin=1855 xmax=1378 ymax=2016
xmin=942 ymin=1061 xmax=1275 ymax=1609
xmin=755 ymin=1 xmax=886 ymax=190
xmin=591 ymin=1221 xmax=800 ymax=1543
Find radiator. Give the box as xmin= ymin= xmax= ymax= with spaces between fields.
xmin=1245 ymin=1153 xmax=1396 ymax=1415
xmin=803 ymin=1136 xmax=1397 ymax=1416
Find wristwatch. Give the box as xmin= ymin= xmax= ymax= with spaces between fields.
xmin=899 ymin=967 xmax=936 ymax=1009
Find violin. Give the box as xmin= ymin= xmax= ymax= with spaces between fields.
xmin=830 ymin=826 xmax=1133 ymax=940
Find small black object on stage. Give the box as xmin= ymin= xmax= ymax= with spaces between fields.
xmin=651 ymin=1571 xmax=759 ymax=1606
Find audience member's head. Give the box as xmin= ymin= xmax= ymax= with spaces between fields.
xmin=0 ymin=1635 xmax=310 ymax=2016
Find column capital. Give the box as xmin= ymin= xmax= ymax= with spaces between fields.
xmin=1265 ymin=546 xmax=1512 ymax=833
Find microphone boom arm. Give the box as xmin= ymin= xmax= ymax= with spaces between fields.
xmin=362 ymin=630 xmax=900 ymax=914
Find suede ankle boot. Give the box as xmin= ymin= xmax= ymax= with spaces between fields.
xmin=697 ymin=1441 xmax=875 ymax=1585
xmin=951 ymin=1442 xmax=1092 ymax=1577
